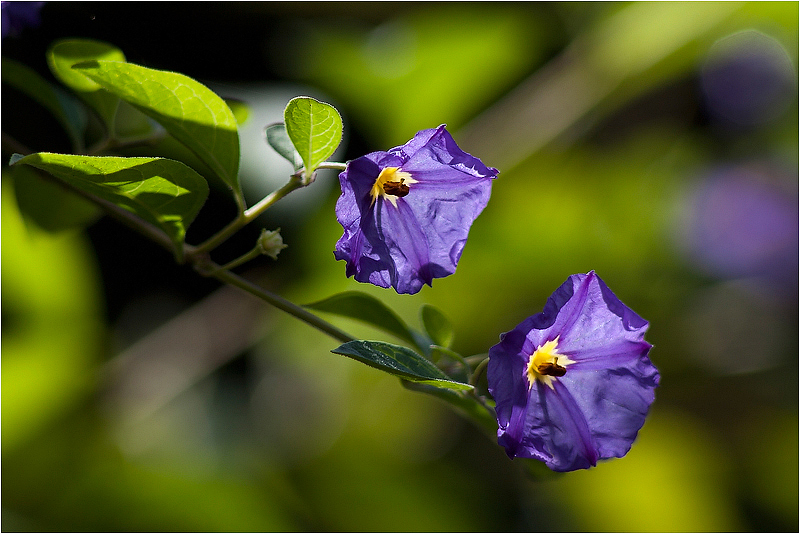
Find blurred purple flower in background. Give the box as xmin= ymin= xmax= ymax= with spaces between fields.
xmin=334 ymin=125 xmax=497 ymax=294
xmin=681 ymin=165 xmax=798 ymax=288
xmin=1 ymin=1 xmax=44 ymax=38
xmin=701 ymin=30 xmax=796 ymax=127
xmin=487 ymin=272 xmax=659 ymax=472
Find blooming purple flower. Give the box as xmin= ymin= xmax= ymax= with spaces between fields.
xmin=334 ymin=125 xmax=497 ymax=294
xmin=487 ymin=271 xmax=659 ymax=471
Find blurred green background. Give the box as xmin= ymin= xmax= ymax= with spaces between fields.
xmin=2 ymin=2 xmax=797 ymax=531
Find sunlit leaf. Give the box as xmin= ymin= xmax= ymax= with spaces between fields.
xmin=265 ymin=122 xmax=303 ymax=171
xmin=283 ymin=96 xmax=342 ymax=174
xmin=225 ymin=98 xmax=250 ymax=125
xmin=305 ymin=291 xmax=425 ymax=349
xmin=11 ymin=153 xmax=209 ymax=261
xmin=73 ymin=60 xmax=241 ymax=198
xmin=2 ymin=57 xmax=87 ymax=151
xmin=420 ymin=304 xmax=455 ymax=348
xmin=47 ymin=38 xmax=125 ymax=133
xmin=332 ymin=340 xmax=472 ymax=390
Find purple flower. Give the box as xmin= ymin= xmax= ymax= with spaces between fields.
xmin=487 ymin=271 xmax=659 ymax=472
xmin=334 ymin=125 xmax=497 ymax=294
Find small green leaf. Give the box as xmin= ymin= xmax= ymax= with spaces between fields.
xmin=11 ymin=153 xmax=209 ymax=261
xmin=420 ymin=304 xmax=455 ymax=348
xmin=283 ymin=96 xmax=342 ymax=175
xmin=2 ymin=57 xmax=87 ymax=151
xmin=47 ymin=38 xmax=125 ymax=132
xmin=265 ymin=122 xmax=303 ymax=171
xmin=73 ymin=60 xmax=241 ymax=198
xmin=304 ymin=291 xmax=421 ymax=348
xmin=332 ymin=340 xmax=473 ymax=391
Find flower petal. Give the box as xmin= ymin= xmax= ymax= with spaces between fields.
xmin=333 ymin=126 xmax=497 ymax=294
xmin=560 ymin=362 xmax=659 ymax=460
xmin=487 ymin=271 xmax=659 ymax=471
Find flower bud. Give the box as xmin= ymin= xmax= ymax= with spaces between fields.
xmin=257 ymin=228 xmax=288 ymax=260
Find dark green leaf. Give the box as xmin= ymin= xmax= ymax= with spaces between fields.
xmin=332 ymin=340 xmax=472 ymax=391
xmin=420 ymin=304 xmax=455 ymax=348
xmin=265 ymin=122 xmax=302 ymax=171
xmin=2 ymin=57 xmax=87 ymax=150
xmin=304 ymin=291 xmax=419 ymax=348
xmin=73 ymin=60 xmax=241 ymax=198
xmin=283 ymin=96 xmax=343 ymax=174
xmin=11 ymin=153 xmax=209 ymax=261
xmin=47 ymin=38 xmax=125 ymax=133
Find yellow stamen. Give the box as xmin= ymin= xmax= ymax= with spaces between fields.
xmin=370 ymin=167 xmax=417 ymax=208
xmin=526 ymin=337 xmax=575 ymax=390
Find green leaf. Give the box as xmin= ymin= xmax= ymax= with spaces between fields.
xmin=429 ymin=345 xmax=469 ymax=384
xmin=304 ymin=291 xmax=421 ymax=348
xmin=332 ymin=340 xmax=472 ymax=391
xmin=10 ymin=164 xmax=101 ymax=232
xmin=2 ymin=57 xmax=87 ymax=151
xmin=47 ymin=38 xmax=125 ymax=132
xmin=113 ymin=100 xmax=160 ymax=142
xmin=265 ymin=122 xmax=303 ymax=171
xmin=72 ymin=60 xmax=241 ymax=199
xmin=11 ymin=153 xmax=209 ymax=261
xmin=420 ymin=304 xmax=455 ymax=348
xmin=225 ymin=98 xmax=250 ymax=125
xmin=283 ymin=96 xmax=343 ymax=175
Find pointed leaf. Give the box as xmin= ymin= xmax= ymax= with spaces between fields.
xmin=305 ymin=291 xmax=420 ymax=348
xmin=73 ymin=60 xmax=241 ymax=197
xmin=47 ymin=38 xmax=125 ymax=132
xmin=283 ymin=96 xmax=342 ymax=174
xmin=265 ymin=122 xmax=302 ymax=171
xmin=11 ymin=153 xmax=209 ymax=261
xmin=2 ymin=57 xmax=87 ymax=150
xmin=420 ymin=304 xmax=455 ymax=349
xmin=332 ymin=340 xmax=473 ymax=391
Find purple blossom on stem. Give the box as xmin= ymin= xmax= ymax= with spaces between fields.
xmin=487 ymin=271 xmax=659 ymax=472
xmin=334 ymin=125 xmax=497 ymax=294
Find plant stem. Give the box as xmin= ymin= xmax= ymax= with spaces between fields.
xmin=243 ymin=176 xmax=303 ymax=221
xmin=192 ymin=177 xmax=303 ymax=256
xmin=204 ymin=264 xmax=355 ymax=344
xmin=316 ymin=161 xmax=347 ymax=171
xmin=204 ymin=246 xmax=262 ymax=274
xmin=191 ymin=162 xmax=347 ymax=256
xmin=470 ymin=356 xmax=489 ymax=387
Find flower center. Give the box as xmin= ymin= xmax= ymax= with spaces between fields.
xmin=526 ymin=337 xmax=574 ymax=390
xmin=370 ymin=167 xmax=417 ymax=208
